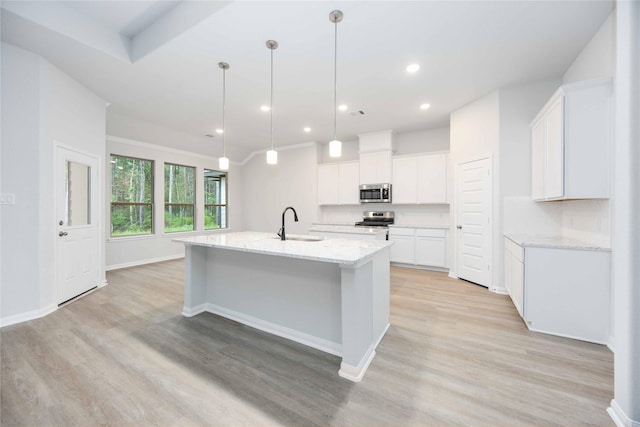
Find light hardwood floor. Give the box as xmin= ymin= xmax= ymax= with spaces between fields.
xmin=1 ymin=260 xmax=614 ymax=426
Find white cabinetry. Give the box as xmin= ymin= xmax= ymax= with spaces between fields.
xmin=415 ymin=229 xmax=447 ymax=268
xmin=317 ymin=161 xmax=359 ymax=205
xmin=389 ymin=227 xmax=447 ymax=269
xmin=503 ymin=237 xmax=524 ymax=317
xmin=388 ymin=228 xmax=415 ymax=264
xmin=531 ymin=78 xmax=612 ymax=201
xmin=358 ymin=130 xmax=394 ymax=184
xmin=392 ymin=153 xmax=448 ymax=204
xmin=360 ymin=151 xmax=392 ymax=184
xmin=503 ymin=236 xmax=610 ymax=344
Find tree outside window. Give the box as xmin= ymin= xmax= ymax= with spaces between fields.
xmin=165 ymin=163 xmax=195 ymax=233
xmin=110 ymin=155 xmax=153 ymax=237
xmin=204 ymin=169 xmax=227 ymax=230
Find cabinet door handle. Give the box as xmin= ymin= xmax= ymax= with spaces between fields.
xmin=456 ymin=225 xmax=462 ymax=229
xmin=59 ymin=231 xmax=68 ymax=237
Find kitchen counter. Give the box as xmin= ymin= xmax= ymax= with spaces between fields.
xmin=173 ymin=231 xmax=391 ymax=382
xmin=309 ymin=224 xmax=388 ymax=238
xmin=174 ymin=231 xmax=392 ymax=266
xmin=388 ymin=224 xmax=449 ymax=230
xmin=505 ymin=234 xmax=611 ymax=251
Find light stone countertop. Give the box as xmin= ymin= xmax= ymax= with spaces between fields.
xmin=388 ymin=224 xmax=449 ymax=230
xmin=173 ymin=231 xmax=393 ymax=266
xmin=505 ymin=234 xmax=611 ymax=251
xmin=309 ymin=224 xmax=388 ymax=235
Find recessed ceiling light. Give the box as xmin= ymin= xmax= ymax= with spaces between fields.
xmin=260 ymin=105 xmax=270 ymax=112
xmin=303 ymin=127 xmax=311 ymax=133
xmin=420 ymin=103 xmax=431 ymax=110
xmin=215 ymin=129 xmax=223 ymax=134
xmin=406 ymin=64 xmax=420 ymax=73
xmin=338 ymin=104 xmax=348 ymax=111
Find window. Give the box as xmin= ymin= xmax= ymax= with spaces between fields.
xmin=164 ymin=163 xmax=195 ymax=233
xmin=204 ymin=169 xmax=227 ymax=229
xmin=110 ymin=155 xmax=153 ymax=237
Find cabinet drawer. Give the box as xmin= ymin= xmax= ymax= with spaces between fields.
xmin=505 ymin=238 xmax=524 ymax=262
xmin=388 ymin=227 xmax=414 ymax=237
xmin=415 ymin=228 xmax=446 ymax=238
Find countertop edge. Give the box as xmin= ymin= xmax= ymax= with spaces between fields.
xmin=505 ymin=234 xmax=611 ymax=252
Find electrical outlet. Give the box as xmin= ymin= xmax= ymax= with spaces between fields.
xmin=0 ymin=194 xmax=16 ymax=205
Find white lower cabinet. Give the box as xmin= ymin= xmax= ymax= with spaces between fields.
xmin=503 ymin=236 xmax=610 ymax=344
xmin=503 ymin=238 xmax=524 ymax=317
xmin=389 ymin=227 xmax=447 ymax=269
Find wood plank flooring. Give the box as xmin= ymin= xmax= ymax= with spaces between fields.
xmin=1 ymin=261 xmax=614 ymax=426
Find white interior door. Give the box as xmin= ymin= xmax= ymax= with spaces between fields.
xmin=56 ymin=146 xmax=99 ymax=304
xmin=456 ymin=157 xmax=492 ymax=287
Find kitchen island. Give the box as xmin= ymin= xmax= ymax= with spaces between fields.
xmin=173 ymin=231 xmax=393 ymax=382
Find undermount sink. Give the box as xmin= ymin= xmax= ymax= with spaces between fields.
xmin=274 ymin=235 xmax=323 ymax=242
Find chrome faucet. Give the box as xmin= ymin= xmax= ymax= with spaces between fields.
xmin=277 ymin=207 xmax=298 ymax=240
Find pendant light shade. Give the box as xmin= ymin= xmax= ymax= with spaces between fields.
xmin=329 ymin=10 xmax=343 ymax=158
xmin=218 ymin=61 xmax=230 ymax=171
xmin=266 ymin=40 xmax=278 ymax=165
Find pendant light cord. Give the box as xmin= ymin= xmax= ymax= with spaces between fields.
xmin=333 ymin=18 xmax=338 ymax=142
xmin=270 ymin=47 xmax=274 ymax=151
xmin=222 ymin=67 xmax=226 ymax=158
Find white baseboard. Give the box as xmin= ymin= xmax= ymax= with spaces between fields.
xmin=490 ymin=286 xmax=509 ymax=295
xmin=182 ymin=304 xmax=207 ymax=317
xmin=0 ymin=304 xmax=57 ymax=328
xmin=339 ymin=343 xmax=377 ymax=382
xmin=199 ymin=303 xmax=343 ymax=357
xmin=608 ymin=399 xmax=640 ymax=427
xmin=448 ymin=271 xmax=458 ymax=280
xmin=106 ymin=254 xmax=184 ymax=271
xmin=390 ymin=262 xmax=449 ymax=273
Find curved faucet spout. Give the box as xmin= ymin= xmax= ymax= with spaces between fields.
xmin=279 ymin=207 xmax=299 ymax=240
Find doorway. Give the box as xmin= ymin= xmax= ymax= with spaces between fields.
xmin=56 ymin=146 xmax=100 ymax=304
xmin=455 ymin=156 xmax=492 ymax=287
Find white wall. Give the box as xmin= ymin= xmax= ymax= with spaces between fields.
xmin=394 ymin=127 xmax=450 ymax=155
xmin=563 ymin=12 xmax=616 ymax=85
xmin=1 ymin=44 xmax=42 ymax=319
xmin=559 ymin=11 xmax=616 ymax=248
xmin=1 ymin=43 xmax=107 ymax=324
xmin=450 ymin=78 xmax=560 ymax=292
xmin=241 ymin=144 xmax=319 ymax=236
xmin=105 ymin=136 xmax=243 ymax=270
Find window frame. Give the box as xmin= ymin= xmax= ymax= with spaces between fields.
xmin=203 ymin=169 xmax=228 ymax=230
xmin=164 ymin=162 xmax=197 ymax=234
xmin=109 ymin=154 xmax=154 ymax=238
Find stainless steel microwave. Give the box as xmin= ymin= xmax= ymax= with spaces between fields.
xmin=359 ymin=183 xmax=391 ymax=203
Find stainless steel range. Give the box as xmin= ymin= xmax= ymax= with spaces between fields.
xmin=355 ymin=211 xmax=394 ymax=239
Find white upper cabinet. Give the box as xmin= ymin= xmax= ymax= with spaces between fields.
xmin=337 ymin=162 xmax=360 ymax=205
xmin=317 ymin=161 xmax=359 ymax=206
xmin=358 ymin=130 xmax=394 ymax=184
xmin=392 ymin=153 xmax=448 ymax=204
xmin=531 ymin=77 xmax=612 ymax=201
xmin=359 ymin=151 xmax=392 ymax=184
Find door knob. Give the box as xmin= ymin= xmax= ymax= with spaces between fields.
xmin=456 ymin=225 xmax=462 ymax=229
xmin=59 ymin=231 xmax=68 ymax=237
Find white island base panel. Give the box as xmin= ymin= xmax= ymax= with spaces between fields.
xmin=181 ymin=242 xmax=390 ymax=382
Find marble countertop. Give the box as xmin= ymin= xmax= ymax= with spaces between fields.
xmin=173 ymin=231 xmax=393 ymax=266
xmin=505 ymin=234 xmax=611 ymax=251
xmin=388 ymin=224 xmax=449 ymax=230
xmin=309 ymin=224 xmax=388 ymax=235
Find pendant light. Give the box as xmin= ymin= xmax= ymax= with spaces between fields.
xmin=218 ymin=61 xmax=230 ymax=171
xmin=329 ymin=10 xmax=343 ymax=158
xmin=266 ymin=40 xmax=278 ymax=165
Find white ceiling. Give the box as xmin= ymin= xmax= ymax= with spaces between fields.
xmin=1 ymin=1 xmax=613 ymax=161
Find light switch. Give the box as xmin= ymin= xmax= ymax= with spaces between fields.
xmin=0 ymin=194 xmax=16 ymax=205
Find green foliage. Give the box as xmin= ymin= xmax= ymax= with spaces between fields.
xmin=111 ymin=155 xmax=153 ymax=236
xmin=110 ymin=158 xmax=228 ymax=236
